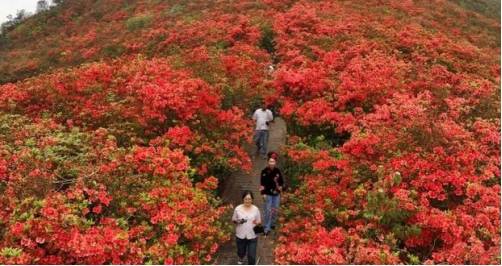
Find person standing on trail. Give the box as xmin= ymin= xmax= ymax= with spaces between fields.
xmin=232 ymin=190 xmax=262 ymax=265
xmin=252 ymin=103 xmax=273 ymax=159
xmin=260 ymin=154 xmax=284 ymax=236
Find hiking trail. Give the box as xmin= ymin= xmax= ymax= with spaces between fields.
xmin=214 ymin=117 xmax=287 ymax=265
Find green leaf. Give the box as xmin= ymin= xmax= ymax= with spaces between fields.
xmin=407 ymin=253 xmax=421 ymax=265
xmin=0 ymin=247 xmax=22 ymax=258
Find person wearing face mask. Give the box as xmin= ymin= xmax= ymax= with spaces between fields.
xmin=232 ymin=190 xmax=262 ymax=265
xmin=259 ymin=153 xmax=284 ymax=236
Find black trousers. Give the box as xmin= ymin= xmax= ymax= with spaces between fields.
xmin=236 ymin=237 xmax=257 ymax=265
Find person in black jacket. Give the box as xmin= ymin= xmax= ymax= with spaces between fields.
xmin=260 ymin=153 xmax=284 ymax=235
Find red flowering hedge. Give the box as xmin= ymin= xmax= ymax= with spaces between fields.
xmin=0 ymin=0 xmax=275 ymax=112
xmin=0 ymin=1 xmax=278 ymax=263
xmin=0 ymin=0 xmax=500 ymax=264
xmin=271 ymin=0 xmax=500 ymax=264
xmin=0 ymin=57 xmax=253 ymax=180
xmin=0 ymin=56 xmax=256 ymax=263
xmin=0 ymin=113 xmax=229 ymax=264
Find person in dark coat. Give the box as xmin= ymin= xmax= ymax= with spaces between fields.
xmin=259 ymin=153 xmax=283 ymax=235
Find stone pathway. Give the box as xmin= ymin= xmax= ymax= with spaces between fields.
xmin=214 ymin=118 xmax=287 ymax=265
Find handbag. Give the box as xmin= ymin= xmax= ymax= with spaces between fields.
xmin=253 ymin=224 xmax=265 ymax=234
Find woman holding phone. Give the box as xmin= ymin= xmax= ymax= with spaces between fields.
xmin=232 ymin=190 xmax=262 ymax=265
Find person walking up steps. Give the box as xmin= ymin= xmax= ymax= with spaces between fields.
xmin=260 ymin=153 xmax=284 ymax=236
xmin=232 ymin=190 xmax=262 ymax=265
xmin=252 ymin=103 xmax=273 ymax=160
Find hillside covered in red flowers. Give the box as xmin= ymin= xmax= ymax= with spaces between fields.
xmin=0 ymin=0 xmax=500 ymax=264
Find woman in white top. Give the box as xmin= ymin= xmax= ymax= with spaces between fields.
xmin=232 ymin=190 xmax=262 ymax=265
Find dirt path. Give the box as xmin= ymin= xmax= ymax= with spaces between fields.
xmin=214 ymin=117 xmax=287 ymax=265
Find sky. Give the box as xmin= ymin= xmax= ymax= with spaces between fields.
xmin=0 ymin=0 xmax=43 ymax=25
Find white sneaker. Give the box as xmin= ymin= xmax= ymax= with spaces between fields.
xmin=237 ymin=258 xmax=245 ymax=265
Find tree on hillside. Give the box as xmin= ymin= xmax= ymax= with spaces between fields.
xmin=0 ymin=9 xmax=30 ymax=34
xmin=36 ymin=0 xmax=49 ymax=12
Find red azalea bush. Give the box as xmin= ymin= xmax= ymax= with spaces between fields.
xmin=0 ymin=0 xmax=275 ymax=112
xmin=0 ymin=2 xmax=276 ymax=263
xmin=272 ymin=0 xmax=500 ymax=264
xmin=0 ymin=113 xmax=229 ymax=264
xmin=0 ymin=0 xmax=499 ymax=264
xmin=0 ymin=57 xmax=252 ymax=179
xmin=0 ymin=56 xmax=255 ymax=263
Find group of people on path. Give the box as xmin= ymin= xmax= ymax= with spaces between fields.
xmin=231 ymin=104 xmax=284 ymax=265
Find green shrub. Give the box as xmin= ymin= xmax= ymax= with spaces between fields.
xmin=259 ymin=23 xmax=276 ymax=54
xmin=125 ymin=14 xmax=153 ymax=31
xmin=101 ymin=43 xmax=126 ymax=58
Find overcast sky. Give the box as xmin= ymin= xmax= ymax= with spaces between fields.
xmin=0 ymin=0 xmax=44 ymax=25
